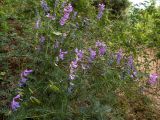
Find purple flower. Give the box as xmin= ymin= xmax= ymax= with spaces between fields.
xmin=96 ymin=41 xmax=104 ymax=47
xmin=11 ymin=95 xmax=20 ymax=111
xmin=89 ymin=48 xmax=96 ymax=61
xmin=97 ymin=3 xmax=105 ymax=19
xmin=99 ymin=46 xmax=106 ymax=55
xmin=19 ymin=77 xmax=28 ymax=87
xmin=69 ymin=74 xmax=76 ymax=80
xmin=40 ymin=36 xmax=45 ymax=43
xmin=19 ymin=69 xmax=33 ymax=87
xmin=59 ymin=49 xmax=68 ymax=60
xmin=64 ymin=4 xmax=73 ymax=13
xmin=75 ymin=48 xmax=83 ymax=61
xmin=70 ymin=60 xmax=78 ymax=69
xmin=128 ymin=56 xmax=134 ymax=70
xmin=116 ymin=49 xmax=123 ymax=64
xmin=68 ymin=48 xmax=83 ymax=81
xmin=96 ymin=41 xmax=106 ymax=56
xmin=22 ymin=70 xmax=33 ymax=77
xmin=41 ymin=0 xmax=50 ymax=13
xmin=46 ymin=13 xmax=56 ymax=20
xmin=148 ymin=73 xmax=158 ymax=85
xmin=131 ymin=71 xmax=137 ymax=78
xmin=60 ymin=4 xmax=73 ymax=25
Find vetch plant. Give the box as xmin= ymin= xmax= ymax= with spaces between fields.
xmin=8 ymin=1 xmax=159 ymax=119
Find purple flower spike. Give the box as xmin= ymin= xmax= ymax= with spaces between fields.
xmin=19 ymin=77 xmax=28 ymax=85
xmin=89 ymin=48 xmax=96 ymax=61
xmin=41 ymin=0 xmax=50 ymax=13
xmin=99 ymin=46 xmax=106 ymax=55
xmin=148 ymin=73 xmax=158 ymax=85
xmin=97 ymin=3 xmax=105 ymax=19
xmin=64 ymin=4 xmax=73 ymax=13
xmin=11 ymin=95 xmax=20 ymax=111
xmin=96 ymin=41 xmax=102 ymax=47
xmin=70 ymin=60 xmax=78 ymax=69
xmin=60 ymin=4 xmax=73 ymax=25
xmin=95 ymin=41 xmax=106 ymax=56
xmin=59 ymin=49 xmax=68 ymax=60
xmin=116 ymin=49 xmax=123 ymax=64
xmin=128 ymin=56 xmax=134 ymax=70
xmin=75 ymin=48 xmax=83 ymax=61
xmin=19 ymin=69 xmax=33 ymax=87
xmin=131 ymin=71 xmax=137 ymax=78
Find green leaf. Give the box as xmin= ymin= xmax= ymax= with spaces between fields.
xmin=29 ymin=88 xmax=34 ymax=94
xmin=30 ymin=96 xmax=41 ymax=104
xmin=0 ymin=72 xmax=6 ymax=76
xmin=49 ymin=84 xmax=60 ymax=91
xmin=53 ymin=31 xmax=62 ymax=36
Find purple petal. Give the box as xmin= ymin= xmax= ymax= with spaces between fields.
xmin=11 ymin=95 xmax=20 ymax=111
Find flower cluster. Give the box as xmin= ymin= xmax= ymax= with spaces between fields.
xmin=19 ymin=69 xmax=33 ymax=87
xmin=60 ymin=4 xmax=73 ymax=25
xmin=128 ymin=56 xmax=134 ymax=70
xmin=127 ymin=56 xmax=137 ymax=77
xmin=96 ymin=41 xmax=107 ymax=56
xmin=116 ymin=49 xmax=123 ymax=64
xmin=148 ymin=73 xmax=158 ymax=85
xmin=41 ymin=0 xmax=50 ymax=13
xmin=69 ymin=48 xmax=84 ymax=80
xmin=59 ymin=49 xmax=68 ymax=60
xmin=40 ymin=0 xmax=56 ymax=20
xmin=75 ymin=48 xmax=83 ymax=61
xmin=11 ymin=95 xmax=21 ymax=111
xmin=88 ymin=48 xmax=96 ymax=62
xmin=97 ymin=3 xmax=105 ymax=19
xmin=11 ymin=69 xmax=33 ymax=111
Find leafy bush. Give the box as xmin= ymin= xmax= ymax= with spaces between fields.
xmin=1 ymin=0 xmax=159 ymax=120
